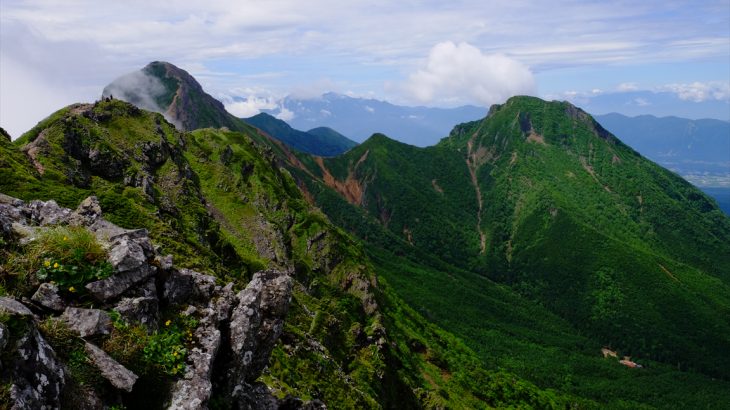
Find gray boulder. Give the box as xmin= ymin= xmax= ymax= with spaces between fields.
xmin=108 ymin=236 xmax=146 ymax=273
xmin=229 ymin=270 xmax=292 ymax=387
xmin=156 ymin=254 xmax=174 ymax=271
xmin=84 ymin=342 xmax=138 ymax=392
xmin=164 ymin=268 xmax=217 ymax=306
xmin=123 ymin=277 xmax=158 ymax=299
xmin=61 ymin=307 xmax=112 ymax=337
xmin=9 ymin=326 xmax=66 ymax=409
xmin=31 ymin=282 xmax=66 ymax=312
xmin=86 ymin=264 xmax=155 ymax=302
xmin=68 ymin=196 xmax=103 ymax=227
xmin=114 ymin=296 xmax=159 ymax=331
xmin=27 ymin=199 xmax=71 ymax=226
xmin=0 ymin=296 xmax=34 ymax=316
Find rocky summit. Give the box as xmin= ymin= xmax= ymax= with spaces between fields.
xmin=0 ymin=195 xmax=306 ymax=409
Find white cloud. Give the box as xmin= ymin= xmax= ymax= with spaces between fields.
xmin=634 ymin=97 xmax=651 ymax=106
xmin=320 ymin=109 xmax=331 ymax=117
xmin=364 ymin=105 xmax=375 ymax=113
xmin=223 ymin=96 xmax=279 ymax=118
xmin=405 ymin=42 xmax=535 ymax=106
xmin=660 ymin=81 xmax=730 ymax=102
xmin=618 ymin=82 xmax=639 ymax=91
xmin=276 ymin=107 xmax=295 ymax=121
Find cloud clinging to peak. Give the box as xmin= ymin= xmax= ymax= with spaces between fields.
xmin=405 ymin=42 xmax=535 ymax=107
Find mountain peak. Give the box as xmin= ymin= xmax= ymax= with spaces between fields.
xmin=102 ymin=61 xmax=245 ymax=132
xmin=475 ymin=95 xmax=617 ymax=147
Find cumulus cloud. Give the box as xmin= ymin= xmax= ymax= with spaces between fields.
xmin=405 ymin=42 xmax=535 ymax=106
xmin=660 ymin=81 xmax=730 ymax=102
xmin=276 ymin=107 xmax=295 ymax=121
xmin=223 ymin=96 xmax=279 ymax=118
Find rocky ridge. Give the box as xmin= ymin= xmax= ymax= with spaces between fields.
xmin=0 ymin=193 xmax=320 ymax=409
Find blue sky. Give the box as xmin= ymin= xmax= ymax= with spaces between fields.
xmin=1 ymin=0 xmax=728 ymax=137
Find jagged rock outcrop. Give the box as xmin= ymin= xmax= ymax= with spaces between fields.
xmin=168 ymin=305 xmax=222 ymax=410
xmin=164 ymin=268 xmax=217 ymax=306
xmin=9 ymin=324 xmax=67 ymax=409
xmin=230 ymin=269 xmax=292 ymax=385
xmin=0 ymin=194 xmax=312 ymax=410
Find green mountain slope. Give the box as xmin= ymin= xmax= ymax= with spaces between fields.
xmin=307 ymin=126 xmax=358 ymax=153
xmin=0 ymin=98 xmax=588 ymax=408
xmin=277 ymin=96 xmax=730 ymax=393
xmin=244 ymin=113 xmax=357 ymax=156
xmin=281 ymin=139 xmax=730 ymax=407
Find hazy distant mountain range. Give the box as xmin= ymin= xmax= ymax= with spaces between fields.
xmin=577 ymin=90 xmax=730 ymax=122
xmin=243 ymin=112 xmax=357 ymax=156
xmin=595 ymin=113 xmax=730 ymax=187
xmin=263 ymin=92 xmax=486 ymax=147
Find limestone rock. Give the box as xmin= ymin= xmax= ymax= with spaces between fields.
xmin=168 ymin=306 xmax=221 ymax=410
xmin=114 ymin=296 xmax=159 ymax=331
xmin=0 ymin=296 xmax=34 ymax=316
xmin=108 ymin=236 xmax=146 ymax=272
xmin=214 ymin=282 xmax=236 ymax=322
xmin=68 ymin=196 xmax=103 ymax=227
xmin=229 ymin=269 xmax=292 ymax=386
xmin=9 ymin=326 xmax=66 ymax=409
xmin=86 ymin=264 xmax=155 ymax=302
xmin=84 ymin=342 xmax=138 ymax=392
xmin=31 ymin=282 xmax=66 ymax=312
xmin=27 ymin=199 xmax=71 ymax=226
xmin=61 ymin=307 xmax=112 ymax=337
xmin=123 ymin=277 xmax=158 ymax=299
xmin=0 ymin=200 xmax=24 ymax=241
xmin=232 ymin=382 xmax=280 ymax=410
xmin=164 ymin=268 xmax=217 ymax=306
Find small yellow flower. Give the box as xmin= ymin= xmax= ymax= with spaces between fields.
xmin=173 ymin=352 xmax=178 ymax=357
xmin=53 ymin=262 xmax=59 ymax=269
xmin=165 ymin=320 xmax=172 ymax=327
xmin=44 ymin=260 xmax=51 ymax=267
xmin=68 ymin=286 xmax=76 ymax=293
xmin=63 ymin=236 xmax=68 ymax=241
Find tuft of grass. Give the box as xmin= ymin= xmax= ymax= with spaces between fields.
xmin=38 ymin=318 xmax=104 ymax=388
xmin=29 ymin=226 xmax=112 ymax=291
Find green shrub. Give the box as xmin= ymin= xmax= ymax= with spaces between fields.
xmin=142 ymin=316 xmax=197 ymax=376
